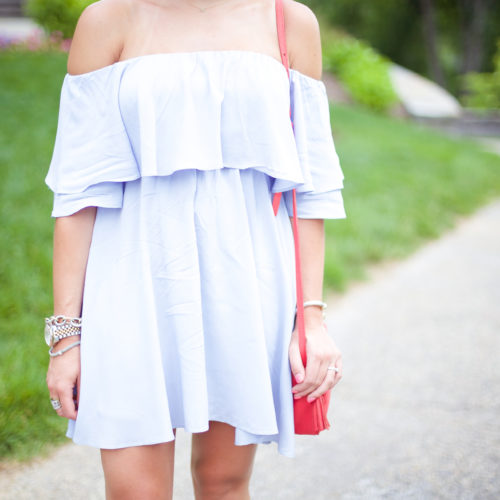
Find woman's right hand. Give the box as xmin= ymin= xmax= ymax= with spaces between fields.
xmin=46 ymin=337 xmax=81 ymax=420
xmin=48 ymin=208 xmax=96 ymax=419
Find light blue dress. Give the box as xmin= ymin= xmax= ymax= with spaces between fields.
xmin=45 ymin=50 xmax=346 ymax=457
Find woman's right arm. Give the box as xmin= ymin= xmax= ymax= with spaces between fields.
xmin=45 ymin=0 xmax=130 ymax=419
xmin=46 ymin=207 xmax=96 ymax=420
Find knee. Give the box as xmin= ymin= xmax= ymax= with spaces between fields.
xmin=191 ymin=458 xmax=251 ymax=499
xmin=105 ymin=480 xmax=167 ymax=500
xmin=101 ymin=443 xmax=174 ymax=500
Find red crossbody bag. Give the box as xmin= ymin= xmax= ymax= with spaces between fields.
xmin=272 ymin=0 xmax=331 ymax=435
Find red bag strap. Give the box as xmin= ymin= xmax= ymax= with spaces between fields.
xmin=272 ymin=0 xmax=288 ymax=215
xmin=275 ymin=0 xmax=290 ymax=78
xmin=274 ymin=0 xmax=307 ymax=365
xmin=290 ymin=190 xmax=307 ymax=364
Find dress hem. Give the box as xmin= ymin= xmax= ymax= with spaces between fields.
xmin=66 ymin=418 xmax=295 ymax=458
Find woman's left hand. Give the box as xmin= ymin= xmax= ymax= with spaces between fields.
xmin=289 ymin=310 xmax=343 ymax=402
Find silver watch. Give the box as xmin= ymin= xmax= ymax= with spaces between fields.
xmin=44 ymin=315 xmax=82 ymax=347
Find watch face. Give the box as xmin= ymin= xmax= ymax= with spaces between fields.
xmin=44 ymin=323 xmax=53 ymax=347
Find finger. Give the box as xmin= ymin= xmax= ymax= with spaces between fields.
xmin=293 ymin=356 xmax=322 ymax=399
xmin=50 ymin=393 xmax=64 ymax=417
xmin=304 ymin=354 xmax=343 ymax=402
xmin=73 ymin=379 xmax=80 ymax=411
xmin=333 ymin=357 xmax=343 ymax=385
xmin=77 ymin=375 xmax=81 ymax=408
xmin=306 ymin=368 xmax=336 ymax=402
xmin=289 ymin=340 xmax=305 ymax=386
xmin=317 ymin=358 xmax=331 ymax=386
xmin=60 ymin=386 xmax=77 ymax=420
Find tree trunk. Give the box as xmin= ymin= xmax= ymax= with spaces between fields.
xmin=459 ymin=0 xmax=491 ymax=74
xmin=418 ymin=0 xmax=446 ymax=86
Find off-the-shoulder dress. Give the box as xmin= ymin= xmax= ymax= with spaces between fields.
xmin=45 ymin=48 xmax=345 ymax=458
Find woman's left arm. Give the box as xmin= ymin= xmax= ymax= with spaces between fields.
xmin=284 ymin=0 xmax=343 ymax=400
xmin=288 ymin=218 xmax=343 ymax=402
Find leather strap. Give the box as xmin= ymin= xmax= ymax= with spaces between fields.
xmin=274 ymin=0 xmax=307 ymax=365
xmin=275 ymin=0 xmax=290 ymax=77
xmin=272 ymin=0 xmax=288 ymax=215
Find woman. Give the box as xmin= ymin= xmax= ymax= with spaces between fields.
xmin=44 ymin=0 xmax=345 ymax=498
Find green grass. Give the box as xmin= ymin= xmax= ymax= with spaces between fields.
xmin=0 ymin=50 xmax=499 ymax=462
xmin=324 ymin=104 xmax=500 ymax=290
xmin=0 ymin=51 xmax=69 ymax=462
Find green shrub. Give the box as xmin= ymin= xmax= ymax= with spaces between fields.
xmin=462 ymin=39 xmax=500 ymax=109
xmin=25 ymin=0 xmax=95 ymax=39
xmin=322 ymin=30 xmax=398 ymax=113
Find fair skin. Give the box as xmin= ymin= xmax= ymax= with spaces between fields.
xmin=46 ymin=0 xmax=342 ymax=498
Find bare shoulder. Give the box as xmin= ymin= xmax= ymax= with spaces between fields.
xmin=282 ymin=0 xmax=322 ymax=80
xmin=67 ymin=0 xmax=132 ymax=75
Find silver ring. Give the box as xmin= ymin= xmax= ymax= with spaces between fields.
xmin=327 ymin=366 xmax=339 ymax=373
xmin=50 ymin=398 xmax=62 ymax=410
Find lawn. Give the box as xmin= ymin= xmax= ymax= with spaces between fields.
xmin=324 ymin=105 xmax=500 ymax=290
xmin=0 ymin=51 xmax=70 ymax=462
xmin=0 ymin=50 xmax=499 ymax=461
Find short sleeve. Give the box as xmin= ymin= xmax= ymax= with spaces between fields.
xmin=51 ymin=182 xmax=125 ymax=218
xmin=45 ymin=67 xmax=138 ymax=217
xmin=283 ymin=70 xmax=346 ymax=219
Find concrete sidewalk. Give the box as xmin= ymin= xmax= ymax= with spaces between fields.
xmin=1 ymin=199 xmax=499 ymax=499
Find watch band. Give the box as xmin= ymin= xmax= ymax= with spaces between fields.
xmin=45 ymin=315 xmax=82 ymax=328
xmin=53 ymin=329 xmax=81 ymax=344
xmin=45 ymin=315 xmax=82 ymax=346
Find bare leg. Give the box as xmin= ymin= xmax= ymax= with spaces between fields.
xmin=101 ymin=440 xmax=175 ymax=500
xmin=191 ymin=421 xmax=257 ymax=500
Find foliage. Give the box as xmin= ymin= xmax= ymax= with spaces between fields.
xmin=321 ymin=30 xmax=398 ymax=113
xmin=461 ymin=40 xmax=500 ymax=109
xmin=304 ymin=0 xmax=500 ymax=96
xmin=25 ymin=0 xmax=94 ymax=39
xmin=1 ymin=51 xmax=500 ymax=460
xmin=306 ymin=0 xmax=426 ymax=75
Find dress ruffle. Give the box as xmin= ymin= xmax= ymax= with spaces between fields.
xmin=45 ymin=51 xmax=345 ymax=219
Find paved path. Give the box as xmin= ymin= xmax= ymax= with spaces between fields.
xmin=388 ymin=64 xmax=462 ymax=119
xmin=474 ymin=137 xmax=500 ymax=157
xmin=1 ymin=199 xmax=499 ymax=500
